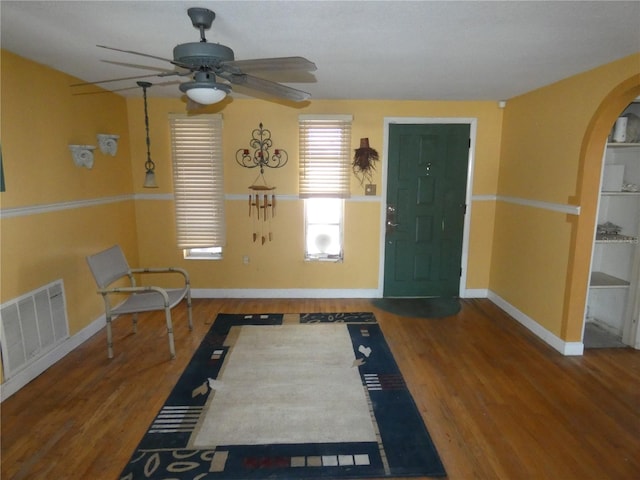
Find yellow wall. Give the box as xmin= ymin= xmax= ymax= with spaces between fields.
xmin=0 ymin=50 xmax=138 ymax=336
xmin=0 ymin=50 xmax=502 ymax=385
xmin=5 ymin=46 xmax=635 ymax=384
xmin=127 ymin=97 xmax=502 ymax=290
xmin=492 ymin=53 xmax=640 ymax=340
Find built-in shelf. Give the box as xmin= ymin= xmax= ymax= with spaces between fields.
xmin=595 ymin=233 xmax=638 ymax=244
xmin=607 ymin=142 xmax=640 ymax=148
xmin=601 ymin=191 xmax=640 ymax=196
xmin=590 ymin=271 xmax=630 ymax=288
xmin=586 ymin=104 xmax=640 ymax=348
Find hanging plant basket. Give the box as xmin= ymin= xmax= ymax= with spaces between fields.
xmin=352 ymin=137 xmax=379 ymax=185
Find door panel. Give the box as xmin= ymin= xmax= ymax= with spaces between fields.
xmin=384 ymin=123 xmax=470 ymax=297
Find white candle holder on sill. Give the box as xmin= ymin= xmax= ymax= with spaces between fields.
xmin=69 ymin=144 xmax=96 ymax=169
xmin=97 ymin=134 xmax=120 ymax=156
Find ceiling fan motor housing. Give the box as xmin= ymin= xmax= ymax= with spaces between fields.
xmin=173 ymin=42 xmax=234 ymax=69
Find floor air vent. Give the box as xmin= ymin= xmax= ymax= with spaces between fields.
xmin=1 ymin=280 xmax=69 ymax=381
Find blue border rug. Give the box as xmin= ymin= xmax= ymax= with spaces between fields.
xmin=119 ymin=312 xmax=446 ymax=479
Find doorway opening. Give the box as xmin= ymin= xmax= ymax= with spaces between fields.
xmin=584 ymin=100 xmax=640 ymax=349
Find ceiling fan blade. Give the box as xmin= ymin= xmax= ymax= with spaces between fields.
xmin=73 ymin=79 xmax=181 ymax=96
xmin=72 ymin=85 xmax=140 ymax=95
xmin=97 ymin=45 xmax=175 ymax=63
xmin=71 ymin=74 xmax=154 ymax=87
xmin=222 ymin=56 xmax=317 ymax=73
xmin=221 ymin=73 xmax=311 ymax=102
xmin=97 ymin=45 xmax=193 ymax=70
xmin=101 ymin=59 xmax=186 ymax=73
xmin=70 ymin=71 xmax=180 ymax=87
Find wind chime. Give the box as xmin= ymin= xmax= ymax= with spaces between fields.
xmin=236 ymin=123 xmax=288 ymax=244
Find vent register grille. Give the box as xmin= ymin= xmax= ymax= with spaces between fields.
xmin=0 ymin=280 xmax=69 ymax=380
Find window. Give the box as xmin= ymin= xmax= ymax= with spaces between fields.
xmin=299 ymin=115 xmax=352 ymax=261
xmin=169 ymin=114 xmax=225 ymax=260
xmin=184 ymin=246 xmax=222 ymax=260
xmin=305 ymin=198 xmax=344 ymax=260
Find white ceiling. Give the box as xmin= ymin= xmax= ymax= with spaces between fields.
xmin=2 ymin=1 xmax=639 ymax=102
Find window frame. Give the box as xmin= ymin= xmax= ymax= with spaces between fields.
xmin=298 ymin=114 xmax=352 ymax=262
xmin=169 ymin=113 xmax=226 ymax=260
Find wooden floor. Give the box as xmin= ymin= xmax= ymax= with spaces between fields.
xmin=2 ymin=298 xmax=639 ymax=479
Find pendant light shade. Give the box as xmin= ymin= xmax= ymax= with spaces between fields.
xmin=144 ymin=170 xmax=158 ymax=188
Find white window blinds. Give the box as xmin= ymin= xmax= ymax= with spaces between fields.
xmin=299 ymin=114 xmax=352 ymax=198
xmin=169 ymin=113 xmax=226 ymax=249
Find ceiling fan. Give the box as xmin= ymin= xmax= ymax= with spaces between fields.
xmin=72 ymin=7 xmax=317 ymax=105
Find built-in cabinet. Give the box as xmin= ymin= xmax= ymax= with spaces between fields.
xmin=586 ymin=102 xmax=640 ymax=347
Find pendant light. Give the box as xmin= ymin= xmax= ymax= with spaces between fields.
xmin=138 ymin=81 xmax=158 ymax=188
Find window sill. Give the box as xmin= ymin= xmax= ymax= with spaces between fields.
xmin=305 ymin=256 xmax=343 ymax=263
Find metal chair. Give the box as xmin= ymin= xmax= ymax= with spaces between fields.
xmin=86 ymin=245 xmax=193 ymax=359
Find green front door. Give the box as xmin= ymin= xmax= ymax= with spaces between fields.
xmin=384 ymin=123 xmax=470 ymax=297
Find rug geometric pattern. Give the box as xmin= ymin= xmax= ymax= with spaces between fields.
xmin=118 ymin=312 xmax=446 ymax=479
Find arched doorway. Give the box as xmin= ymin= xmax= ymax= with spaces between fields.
xmin=563 ymin=77 xmax=640 ymax=349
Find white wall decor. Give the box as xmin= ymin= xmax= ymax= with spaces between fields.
xmin=68 ymin=144 xmax=96 ymax=169
xmin=97 ymin=134 xmax=119 ymax=156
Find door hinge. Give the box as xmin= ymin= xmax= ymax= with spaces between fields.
xmin=468 ymin=138 xmax=471 ymax=148
xmin=460 ymin=267 xmax=462 ymax=277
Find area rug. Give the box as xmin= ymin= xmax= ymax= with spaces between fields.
xmin=372 ymin=297 xmax=461 ymax=319
xmin=118 ymin=312 xmax=446 ymax=479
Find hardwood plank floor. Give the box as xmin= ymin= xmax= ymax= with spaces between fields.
xmin=2 ymin=298 xmax=639 ymax=479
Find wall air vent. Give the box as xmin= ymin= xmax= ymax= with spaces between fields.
xmin=0 ymin=280 xmax=69 ymax=381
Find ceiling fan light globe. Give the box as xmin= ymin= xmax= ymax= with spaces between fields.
xmin=185 ymin=87 xmax=227 ymax=105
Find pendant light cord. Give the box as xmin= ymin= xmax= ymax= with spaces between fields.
xmin=140 ymin=83 xmax=155 ymax=173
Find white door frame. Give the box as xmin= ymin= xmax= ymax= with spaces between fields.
xmin=377 ymin=117 xmax=478 ymax=298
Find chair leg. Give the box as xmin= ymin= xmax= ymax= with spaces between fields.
xmin=106 ymin=316 xmax=114 ymax=359
xmin=186 ymin=293 xmax=193 ymax=331
xmin=165 ymin=307 xmax=176 ymax=359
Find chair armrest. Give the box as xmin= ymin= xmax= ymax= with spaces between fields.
xmin=130 ymin=267 xmax=190 ymax=284
xmin=98 ymin=286 xmax=170 ymax=305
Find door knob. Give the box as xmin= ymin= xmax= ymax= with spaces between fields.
xmin=386 ymin=204 xmax=398 ymax=233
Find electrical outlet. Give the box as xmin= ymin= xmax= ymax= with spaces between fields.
xmin=365 ymin=184 xmax=377 ymax=196
xmin=242 ymin=255 xmax=250 ymax=265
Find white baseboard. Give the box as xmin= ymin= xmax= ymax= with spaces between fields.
xmin=1 ymin=314 xmax=106 ymax=402
xmin=194 ymin=288 xmax=489 ymax=299
xmin=488 ymin=291 xmax=584 ymax=356
xmin=1 ymin=288 xmax=583 ymax=402
xmin=192 ymin=288 xmax=380 ymax=299
xmin=462 ymin=288 xmax=489 ymax=298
